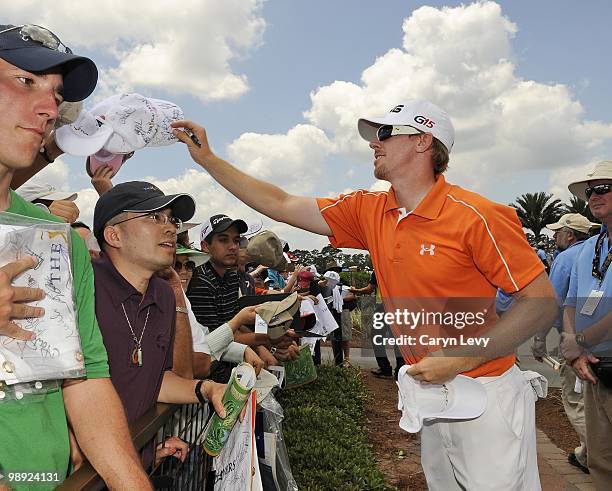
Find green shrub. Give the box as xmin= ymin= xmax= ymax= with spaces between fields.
xmin=277 ymin=365 xmax=397 ymax=491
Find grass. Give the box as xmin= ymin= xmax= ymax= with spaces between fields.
xmin=277 ymin=365 xmax=397 ymax=491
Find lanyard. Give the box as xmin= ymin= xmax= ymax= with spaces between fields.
xmin=592 ymin=232 xmax=612 ymax=283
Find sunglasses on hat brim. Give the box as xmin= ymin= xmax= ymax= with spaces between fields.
xmin=376 ymin=125 xmax=423 ymax=142
xmin=585 ymin=183 xmax=612 ymax=199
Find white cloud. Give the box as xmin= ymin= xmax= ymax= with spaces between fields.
xmin=4 ymin=0 xmax=266 ymax=101
xmin=227 ymin=124 xmax=333 ymax=194
xmin=301 ymin=1 xmax=612 ymax=194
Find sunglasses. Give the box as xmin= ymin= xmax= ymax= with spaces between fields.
xmin=0 ymin=24 xmax=72 ymax=54
xmin=376 ymin=125 xmax=423 ymax=142
xmin=585 ymin=184 xmax=612 ymax=199
xmin=174 ymin=260 xmax=195 ymax=272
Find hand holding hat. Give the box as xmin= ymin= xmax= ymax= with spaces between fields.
xmin=407 ymin=355 xmax=485 ymax=385
xmin=397 ymin=365 xmax=487 ymax=433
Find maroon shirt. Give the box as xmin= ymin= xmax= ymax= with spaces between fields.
xmin=93 ymin=253 xmax=175 ymax=424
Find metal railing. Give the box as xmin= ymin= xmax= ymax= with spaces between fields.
xmin=58 ymin=403 xmax=211 ymax=490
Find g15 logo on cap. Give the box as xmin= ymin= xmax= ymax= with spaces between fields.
xmin=390 ymin=105 xmax=404 ymax=113
xmin=414 ymin=115 xmax=435 ymax=128
xmin=212 ymin=215 xmax=228 ymax=226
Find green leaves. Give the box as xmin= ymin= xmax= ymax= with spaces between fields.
xmin=278 ymin=366 xmax=397 ymax=491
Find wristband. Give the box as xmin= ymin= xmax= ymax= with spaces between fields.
xmin=195 ymin=380 xmax=209 ymax=404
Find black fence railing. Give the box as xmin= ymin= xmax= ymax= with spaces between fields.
xmin=58 ymin=403 xmax=211 ymax=490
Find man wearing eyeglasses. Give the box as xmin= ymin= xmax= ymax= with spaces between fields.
xmin=90 ymin=181 xmax=234 ymax=418
xmin=173 ymin=99 xmax=558 ymax=489
xmin=0 ymin=24 xmax=151 ymax=489
xmin=562 ymin=161 xmax=612 ymax=488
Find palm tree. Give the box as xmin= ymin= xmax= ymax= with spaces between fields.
xmin=563 ymin=196 xmax=599 ymax=223
xmin=510 ymin=192 xmax=564 ymax=240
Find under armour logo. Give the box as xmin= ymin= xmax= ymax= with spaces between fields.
xmin=420 ymin=244 xmax=435 ymax=256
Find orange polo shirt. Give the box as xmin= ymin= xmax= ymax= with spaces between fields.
xmin=316 ymin=175 xmax=544 ymax=377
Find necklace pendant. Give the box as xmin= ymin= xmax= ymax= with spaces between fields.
xmin=131 ymin=347 xmax=143 ymax=367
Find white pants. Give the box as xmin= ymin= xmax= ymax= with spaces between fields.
xmin=420 ymin=365 xmax=541 ymax=491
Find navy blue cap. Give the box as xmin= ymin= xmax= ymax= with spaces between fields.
xmin=0 ymin=24 xmax=97 ymax=102
xmin=93 ymin=181 xmax=196 ymax=242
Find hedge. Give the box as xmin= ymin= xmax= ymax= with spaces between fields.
xmin=277 ymin=365 xmax=397 ymax=491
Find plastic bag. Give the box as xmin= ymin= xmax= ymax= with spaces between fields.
xmin=256 ymin=392 xmax=298 ymax=491
xmin=0 ymin=212 xmax=84 ymax=386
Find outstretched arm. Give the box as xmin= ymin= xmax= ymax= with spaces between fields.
xmin=172 ymin=120 xmax=332 ymax=236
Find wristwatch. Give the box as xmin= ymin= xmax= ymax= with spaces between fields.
xmin=575 ymin=333 xmax=589 ymax=348
xmin=176 ymin=306 xmax=188 ymax=314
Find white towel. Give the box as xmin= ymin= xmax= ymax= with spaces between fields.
xmin=332 ymin=286 xmax=344 ymax=312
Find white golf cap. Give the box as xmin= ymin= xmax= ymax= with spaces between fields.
xmin=55 ymin=110 xmax=113 ymax=157
xmin=396 ymin=365 xmax=487 ymax=433
xmin=358 ymin=99 xmax=455 ymax=152
xmin=17 ymin=180 xmax=77 ymax=203
xmin=55 ymin=93 xmax=185 ymax=157
xmin=545 ymin=213 xmax=598 ymax=234
xmin=323 ymin=270 xmax=340 ymax=287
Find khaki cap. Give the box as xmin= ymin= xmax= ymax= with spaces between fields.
xmin=545 ymin=213 xmax=598 ymax=234
xmin=568 ymin=161 xmax=612 ymax=201
xmin=256 ymin=292 xmax=300 ymax=339
xmin=247 ymin=231 xmax=288 ymax=271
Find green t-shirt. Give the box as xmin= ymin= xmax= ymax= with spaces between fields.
xmin=0 ymin=190 xmax=109 ymax=489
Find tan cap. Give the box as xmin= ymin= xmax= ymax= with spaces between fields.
xmin=247 ymin=231 xmax=288 ymax=271
xmin=568 ymin=161 xmax=612 ymax=201
xmin=255 ymin=292 xmax=300 ymax=339
xmin=546 ymin=213 xmax=598 ymax=234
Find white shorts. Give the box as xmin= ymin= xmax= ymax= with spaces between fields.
xmin=420 ymin=365 xmax=541 ymax=491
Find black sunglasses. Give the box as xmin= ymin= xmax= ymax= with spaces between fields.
xmin=585 ymin=184 xmax=612 ymax=199
xmin=174 ymin=260 xmax=195 ymax=272
xmin=376 ymin=125 xmax=422 ymax=142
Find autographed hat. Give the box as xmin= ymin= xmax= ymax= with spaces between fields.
xmin=0 ymin=24 xmax=97 ymax=102
xmin=56 ymin=93 xmax=184 ymax=159
xmin=568 ymin=161 xmax=612 ymax=201
xmin=255 ymin=292 xmax=300 ymax=339
xmin=546 ymin=213 xmax=598 ymax=235
xmin=93 ymin=181 xmax=195 ymax=242
xmin=396 ymin=365 xmax=487 ymax=433
xmin=17 ymin=180 xmax=77 ymax=202
xmin=358 ymin=99 xmax=455 ymax=152
xmin=200 ymin=214 xmax=248 ymax=242
xmin=247 ymin=231 xmax=288 ymax=271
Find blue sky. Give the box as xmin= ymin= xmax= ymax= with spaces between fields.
xmin=8 ymin=0 xmax=612 ymax=249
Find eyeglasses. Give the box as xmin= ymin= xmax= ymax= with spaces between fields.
xmin=585 ymin=184 xmax=612 ymax=199
xmin=376 ymin=125 xmax=423 ymax=142
xmin=0 ymin=24 xmax=72 ymax=54
xmin=112 ymin=211 xmax=182 ymax=229
xmin=174 ymin=260 xmax=195 ymax=272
